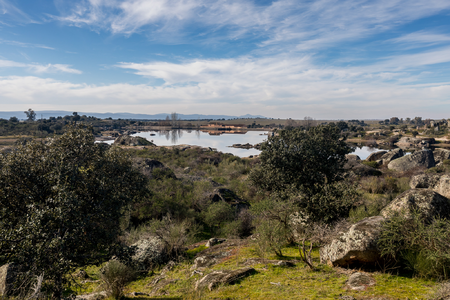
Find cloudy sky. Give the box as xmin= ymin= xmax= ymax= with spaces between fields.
xmin=1 ymin=0 xmax=450 ymax=119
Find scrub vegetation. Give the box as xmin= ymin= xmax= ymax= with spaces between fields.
xmin=0 ymin=117 xmax=450 ymax=299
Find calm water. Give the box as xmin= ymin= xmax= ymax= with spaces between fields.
xmin=352 ymin=146 xmax=388 ymax=160
xmin=132 ymin=130 xmax=269 ymax=157
xmin=103 ymin=130 xmax=386 ymax=159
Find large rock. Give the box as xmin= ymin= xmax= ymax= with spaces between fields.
xmin=378 ymin=148 xmax=403 ymax=165
xmin=410 ymin=174 xmax=450 ymax=199
xmin=208 ymin=188 xmax=250 ymax=210
xmin=345 ymin=154 xmax=361 ymax=161
xmin=366 ymin=151 xmax=387 ymax=162
xmin=346 ymin=272 xmax=376 ymax=291
xmin=387 ymin=150 xmax=435 ymax=172
xmin=132 ymin=158 xmax=176 ymax=180
xmin=114 ymin=135 xmax=153 ymax=146
xmin=343 ymin=160 xmax=381 ymax=177
xmin=380 ymin=189 xmax=450 ymax=220
xmin=434 ymin=148 xmax=450 ymax=164
xmin=131 ymin=237 xmax=167 ymax=270
xmin=395 ymin=137 xmax=421 ymax=148
xmin=0 ymin=264 xmax=19 ymax=297
xmin=195 ymin=267 xmax=255 ymax=291
xmin=319 ymin=216 xmax=385 ymax=267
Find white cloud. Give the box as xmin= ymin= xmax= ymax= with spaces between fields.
xmin=1 ymin=50 xmax=450 ymax=119
xmin=0 ymin=38 xmax=55 ymax=50
xmin=0 ymin=59 xmax=82 ymax=74
xmin=53 ymin=0 xmax=450 ymax=50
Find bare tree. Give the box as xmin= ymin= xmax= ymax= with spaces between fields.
xmin=171 ymin=112 xmax=180 ymax=128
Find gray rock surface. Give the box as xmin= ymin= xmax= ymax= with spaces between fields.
xmin=195 ymin=267 xmax=255 ymax=291
xmin=345 ymin=154 xmax=361 ymax=161
xmin=366 ymin=151 xmax=387 ymax=162
xmin=319 ymin=216 xmax=385 ymax=267
xmin=434 ymin=148 xmax=450 ymax=164
xmin=410 ymin=174 xmax=450 ymax=199
xmin=395 ymin=137 xmax=421 ymax=148
xmin=131 ymin=237 xmax=167 ymax=270
xmin=132 ymin=158 xmax=176 ymax=180
xmin=343 ymin=160 xmax=381 ymax=177
xmin=114 ymin=135 xmax=153 ymax=146
xmin=208 ymin=188 xmax=250 ymax=210
xmin=388 ymin=150 xmax=435 ymax=172
xmin=380 ymin=189 xmax=450 ymax=220
xmin=206 ymin=238 xmax=226 ymax=248
xmin=378 ymin=148 xmax=403 ymax=165
xmin=346 ymin=272 xmax=376 ymax=291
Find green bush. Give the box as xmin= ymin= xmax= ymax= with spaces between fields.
xmin=378 ymin=210 xmax=450 ymax=279
xmin=100 ymin=260 xmax=136 ymax=299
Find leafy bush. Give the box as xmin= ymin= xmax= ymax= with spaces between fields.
xmin=100 ymin=260 xmax=136 ymax=299
xmin=378 ymin=210 xmax=450 ymax=279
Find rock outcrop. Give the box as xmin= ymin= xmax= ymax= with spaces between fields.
xmin=319 ymin=216 xmax=385 ymax=267
xmin=343 ymin=159 xmax=381 ymax=177
xmin=346 ymin=272 xmax=376 ymax=291
xmin=410 ymin=174 xmax=450 ymax=199
xmin=395 ymin=137 xmax=421 ymax=148
xmin=132 ymin=158 xmax=176 ymax=180
xmin=195 ymin=267 xmax=255 ymax=291
xmin=378 ymin=149 xmax=403 ymax=165
xmin=366 ymin=151 xmax=387 ymax=162
xmin=380 ymin=189 xmax=450 ymax=220
xmin=114 ymin=135 xmax=153 ymax=146
xmin=434 ymin=148 xmax=450 ymax=164
xmin=205 ymin=238 xmax=226 ymax=248
xmin=131 ymin=237 xmax=167 ymax=270
xmin=387 ymin=150 xmax=435 ymax=172
xmin=208 ymin=188 xmax=250 ymax=210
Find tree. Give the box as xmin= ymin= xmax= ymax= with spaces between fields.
xmin=24 ymin=108 xmax=36 ymax=121
xmin=250 ymin=125 xmax=352 ymax=200
xmin=0 ymin=125 xmax=148 ymax=299
xmin=171 ymin=112 xmax=180 ymax=128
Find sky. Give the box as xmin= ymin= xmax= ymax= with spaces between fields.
xmin=0 ymin=0 xmax=450 ymax=119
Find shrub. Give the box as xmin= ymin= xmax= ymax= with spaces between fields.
xmin=378 ymin=210 xmax=450 ymax=279
xmin=100 ymin=260 xmax=136 ymax=299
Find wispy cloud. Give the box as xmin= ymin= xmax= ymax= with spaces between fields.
xmin=387 ymin=30 xmax=450 ymax=49
xmin=0 ymin=38 xmax=55 ymax=50
xmin=0 ymin=0 xmax=37 ymax=24
xmin=53 ymin=0 xmax=450 ymax=50
xmin=0 ymin=59 xmax=82 ymax=74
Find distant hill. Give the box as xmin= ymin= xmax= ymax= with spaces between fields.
xmin=0 ymin=111 xmax=267 ymax=120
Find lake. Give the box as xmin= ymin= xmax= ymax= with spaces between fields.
xmin=132 ymin=130 xmax=269 ymax=157
xmin=127 ymin=130 xmax=387 ymax=159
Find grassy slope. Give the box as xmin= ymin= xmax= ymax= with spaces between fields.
xmin=76 ymin=243 xmax=438 ymax=300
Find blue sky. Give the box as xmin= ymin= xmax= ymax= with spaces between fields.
xmin=1 ymin=0 xmax=450 ymax=119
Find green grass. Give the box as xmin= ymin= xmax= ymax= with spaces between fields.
xmin=70 ymin=243 xmax=440 ymax=300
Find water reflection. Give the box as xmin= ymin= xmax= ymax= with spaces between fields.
xmin=159 ymin=129 xmax=183 ymax=144
xmin=132 ymin=130 xmax=268 ymax=157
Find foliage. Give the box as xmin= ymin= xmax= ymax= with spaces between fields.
xmin=149 ymin=214 xmax=201 ymax=259
xmin=24 ymin=108 xmax=36 ymax=122
xmin=0 ymin=125 xmax=148 ymax=299
xmin=100 ymin=260 xmax=136 ymax=299
xmin=202 ymin=201 xmax=236 ymax=235
xmin=378 ymin=210 xmax=450 ymax=279
xmin=249 ymin=125 xmax=352 ymax=199
xmin=361 ymin=160 xmax=379 ymax=168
